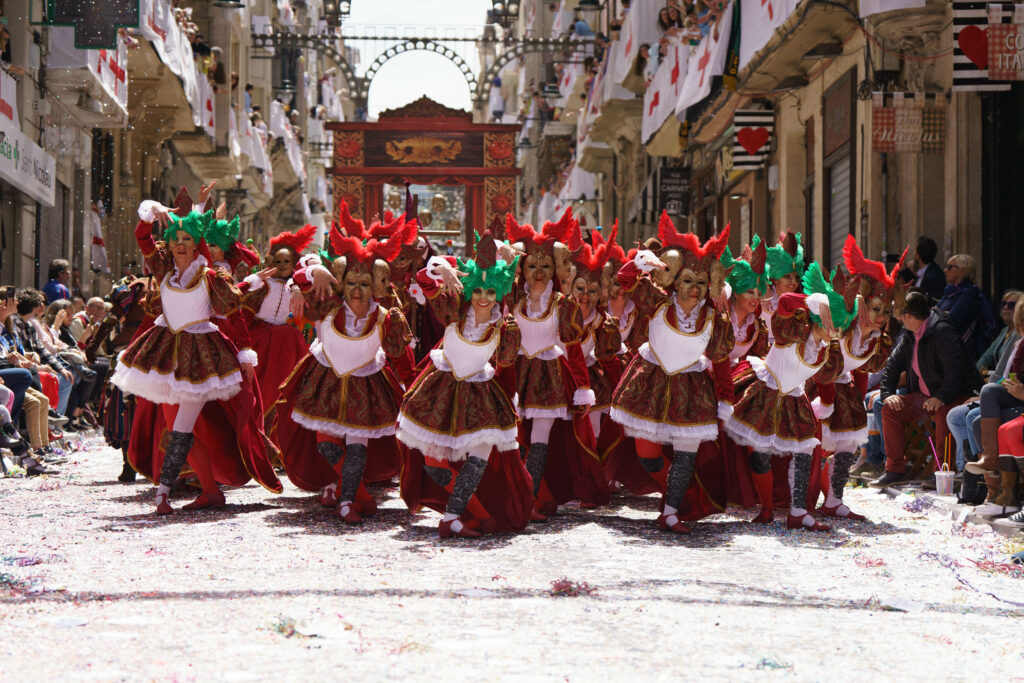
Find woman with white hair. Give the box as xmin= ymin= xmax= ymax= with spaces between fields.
xmin=936 ymin=253 xmax=995 ymax=360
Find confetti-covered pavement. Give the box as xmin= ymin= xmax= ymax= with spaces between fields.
xmin=1 ymin=436 xmax=1022 ymax=681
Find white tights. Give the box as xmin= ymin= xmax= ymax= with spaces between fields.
xmin=530 ymin=417 xmax=556 ymax=445
xmin=172 ymin=401 xmax=206 ymax=433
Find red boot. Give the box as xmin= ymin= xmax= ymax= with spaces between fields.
xmin=319 ymin=483 xmax=338 ymax=508
xmin=818 ymin=501 xmax=866 ymax=521
xmin=155 ymin=491 xmax=174 ymax=516
xmin=786 ymin=512 xmax=831 ymax=532
xmin=182 ymin=489 xmax=226 ymax=511
xmin=438 ymin=518 xmax=481 ymax=538
xmin=657 ymin=511 xmax=692 ymax=534
xmin=338 ymin=501 xmax=363 ymax=524
xmin=751 ymin=471 xmax=774 ymax=524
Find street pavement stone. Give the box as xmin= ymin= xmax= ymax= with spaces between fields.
xmin=1 ymin=437 xmax=1021 ymax=680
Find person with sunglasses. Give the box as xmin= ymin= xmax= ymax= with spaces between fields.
xmin=935 ymin=254 xmax=995 ymax=361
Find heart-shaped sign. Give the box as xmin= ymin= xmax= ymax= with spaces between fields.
xmin=737 ymin=127 xmax=770 ymax=156
xmin=958 ymin=25 xmax=988 ymax=70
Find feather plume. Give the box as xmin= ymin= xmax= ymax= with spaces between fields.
xmin=337 ymin=201 xmax=367 ymax=239
xmin=269 ymin=224 xmax=318 ymax=255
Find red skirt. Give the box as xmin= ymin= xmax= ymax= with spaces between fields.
xmin=268 ymin=356 xmax=403 ymax=491
xmin=250 ymin=319 xmax=308 ymax=410
xmin=399 ymin=446 xmax=534 ymax=532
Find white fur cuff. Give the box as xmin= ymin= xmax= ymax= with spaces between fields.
xmin=243 ymin=274 xmax=265 ymax=291
xmin=425 ymin=256 xmax=449 ymax=283
xmin=298 ymin=254 xmax=322 ymax=269
xmin=237 ymin=349 xmax=258 ymax=367
xmin=138 ymin=200 xmax=162 ymax=223
xmin=811 ymin=397 xmax=834 ymax=420
xmin=573 ymin=388 xmax=596 ymax=407
xmin=806 ymin=293 xmax=830 ymax=316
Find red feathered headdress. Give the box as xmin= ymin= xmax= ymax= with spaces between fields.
xmin=506 ymin=207 xmax=574 ymax=257
xmin=842 ymin=234 xmax=908 ymax=304
xmin=575 ymin=221 xmax=624 ymax=283
xmin=336 ymin=201 xmax=368 ymax=240
xmin=328 ymin=220 xmax=402 ymax=272
xmin=656 ymin=210 xmax=730 ymax=272
xmin=269 ymin=224 xmax=318 ymax=257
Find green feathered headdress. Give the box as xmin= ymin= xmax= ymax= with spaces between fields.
xmin=206 ymin=215 xmax=240 ymax=252
xmin=722 ymin=235 xmax=769 ymax=296
xmin=457 ymin=230 xmax=518 ymax=302
xmin=802 ymin=262 xmax=859 ymax=331
xmin=162 ymin=209 xmax=214 ymax=244
xmin=766 ymin=231 xmax=804 ymax=282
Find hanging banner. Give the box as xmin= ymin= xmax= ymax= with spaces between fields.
xmin=732 ymin=109 xmax=774 ymax=170
xmin=642 ymin=40 xmax=686 ymax=144
xmin=987 ymin=3 xmax=1024 ymax=80
xmin=675 ymin=1 xmax=734 ymax=116
xmin=871 ymin=92 xmax=946 ymax=154
xmin=952 ymin=1 xmax=1012 ymax=91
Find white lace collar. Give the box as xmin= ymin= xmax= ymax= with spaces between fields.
xmin=730 ymin=305 xmax=756 ymax=340
xmin=461 ymin=306 xmax=501 ymax=342
xmin=341 ymin=300 xmax=379 ymax=335
xmin=672 ymin=295 xmax=704 ymax=333
xmin=170 ymin=255 xmax=208 ymax=288
xmin=523 ymin=280 xmax=554 ymax=317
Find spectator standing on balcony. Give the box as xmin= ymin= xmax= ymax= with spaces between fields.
xmin=912 ymin=236 xmax=945 ymax=301
xmin=936 ymin=253 xmax=995 ymax=361
xmin=244 ymin=83 xmax=254 ymax=114
xmin=872 ymin=292 xmax=982 ymax=488
xmin=43 ymin=259 xmax=72 ymax=304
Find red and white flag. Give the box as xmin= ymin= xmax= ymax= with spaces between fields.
xmin=675 ymin=1 xmax=734 ymax=117
xmin=643 ymin=40 xmax=686 ymax=143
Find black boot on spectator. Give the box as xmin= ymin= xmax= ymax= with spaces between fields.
xmin=869 ymin=470 xmax=909 ymax=489
xmin=118 ymin=451 xmax=137 ymax=483
xmin=959 ymin=443 xmax=988 ymax=505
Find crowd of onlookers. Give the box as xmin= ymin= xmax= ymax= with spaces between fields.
xmin=846 ymin=237 xmax=1023 ymax=525
xmin=0 ymin=260 xmax=113 ymax=475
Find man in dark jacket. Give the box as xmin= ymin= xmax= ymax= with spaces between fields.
xmin=872 ymin=292 xmax=982 ymax=488
xmin=912 ymin=236 xmax=946 ymax=301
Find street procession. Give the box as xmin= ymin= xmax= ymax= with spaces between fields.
xmin=0 ymin=0 xmax=1021 ymax=679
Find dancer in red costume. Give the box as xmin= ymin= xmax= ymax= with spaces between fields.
xmin=398 ymin=231 xmax=533 ymax=537
xmin=812 ymin=235 xmax=903 ymax=520
xmin=760 ymin=232 xmax=804 ymax=343
xmin=237 ymin=224 xmax=317 ymax=410
xmin=608 ymin=212 xmax=734 ymax=534
xmin=720 ymin=262 xmax=852 ymax=531
xmin=505 ymin=208 xmax=608 ymax=519
xmin=567 ymin=226 xmax=624 ymax=444
xmin=272 ymin=211 xmax=415 ymax=524
xmin=716 ymin=238 xmax=773 ymax=520
xmin=110 ymin=200 xmax=282 ymax=514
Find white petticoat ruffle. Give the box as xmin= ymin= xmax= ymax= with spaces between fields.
xmin=720 ymin=415 xmax=820 ymax=456
xmin=573 ymin=388 xmax=596 ymax=407
xmin=396 ymin=415 xmax=519 ymax=461
xmin=820 ymin=423 xmax=868 ymax=454
xmin=290 ymin=410 xmax=396 ymax=440
xmin=608 ymin=407 xmax=719 ymax=450
xmin=520 ymin=404 xmax=570 ymax=420
xmin=110 ymin=362 xmax=242 ymax=405
xmin=747 ymin=356 xmax=786 ymax=393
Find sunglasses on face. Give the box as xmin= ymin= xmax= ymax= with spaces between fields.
xmin=1001 ymin=300 xmax=1018 ymax=310
xmin=944 ymin=264 xmax=959 ymax=271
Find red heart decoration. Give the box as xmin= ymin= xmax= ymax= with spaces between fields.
xmin=737 ymin=127 xmax=770 ymax=156
xmin=958 ymin=25 xmax=988 ymax=70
